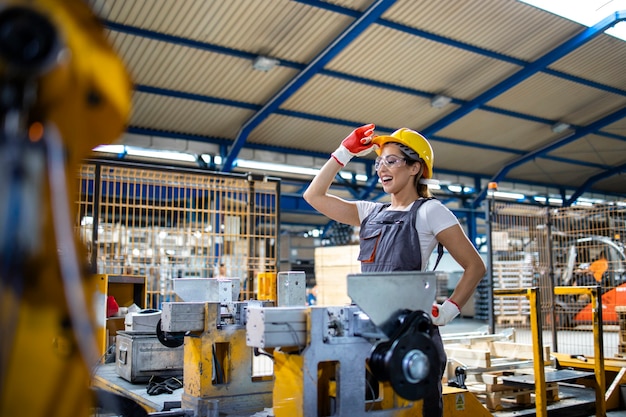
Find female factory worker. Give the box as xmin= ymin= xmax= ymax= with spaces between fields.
xmin=303 ymin=123 xmax=486 ymax=417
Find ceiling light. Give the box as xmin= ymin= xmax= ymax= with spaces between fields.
xmin=339 ymin=171 xmax=368 ymax=182
xmin=236 ymin=159 xmax=319 ymax=176
xmin=533 ymin=196 xmax=567 ymax=205
xmin=126 ymin=148 xmax=197 ymax=162
xmin=93 ymin=144 xmax=125 ymax=154
xmin=493 ymin=191 xmax=525 ymax=200
xmin=446 ymin=184 xmax=471 ymax=193
xmin=93 ymin=145 xmax=198 ymax=163
xmin=551 ymin=122 xmax=570 ymax=133
xmin=253 ymin=56 xmax=279 ymax=72
xmin=430 ymin=94 xmax=452 ymax=109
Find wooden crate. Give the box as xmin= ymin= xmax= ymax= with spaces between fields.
xmin=314 ymin=245 xmax=361 ymax=306
xmin=446 ymin=341 xmax=551 ymax=366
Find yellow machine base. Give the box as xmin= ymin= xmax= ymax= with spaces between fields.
xmin=443 ymin=386 xmax=493 ymax=417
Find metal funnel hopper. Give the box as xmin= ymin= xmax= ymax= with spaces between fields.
xmin=347 ymin=271 xmax=437 ymax=337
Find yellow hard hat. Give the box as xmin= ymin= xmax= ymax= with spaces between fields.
xmin=372 ymin=128 xmax=434 ymax=178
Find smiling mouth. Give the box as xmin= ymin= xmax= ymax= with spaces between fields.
xmin=380 ymin=175 xmax=393 ymax=184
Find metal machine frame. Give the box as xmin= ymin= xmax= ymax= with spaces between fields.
xmin=160 ymin=300 xmax=273 ymax=415
xmin=246 ymin=272 xmax=449 ymax=416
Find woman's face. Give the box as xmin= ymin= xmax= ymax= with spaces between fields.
xmin=376 ymin=143 xmax=419 ymax=193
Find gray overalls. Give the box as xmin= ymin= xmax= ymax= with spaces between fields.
xmin=358 ymin=199 xmax=447 ymax=417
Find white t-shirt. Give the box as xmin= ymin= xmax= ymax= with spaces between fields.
xmin=356 ymin=199 xmax=459 ymax=270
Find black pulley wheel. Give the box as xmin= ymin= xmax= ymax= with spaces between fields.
xmin=369 ymin=340 xmax=392 ymax=382
xmin=369 ymin=310 xmax=440 ymax=401
xmin=384 ymin=330 xmax=439 ymax=400
xmin=156 ymin=319 xmax=185 ymax=348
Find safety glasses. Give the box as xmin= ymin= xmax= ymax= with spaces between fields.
xmin=374 ymin=155 xmax=407 ymax=171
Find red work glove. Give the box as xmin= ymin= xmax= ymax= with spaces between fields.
xmin=431 ymin=299 xmax=460 ymax=326
xmin=331 ymin=123 xmax=377 ymax=166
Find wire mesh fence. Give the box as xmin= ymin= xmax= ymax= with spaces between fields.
xmin=477 ymin=200 xmax=626 ymax=358
xmin=75 ymin=160 xmax=280 ymax=308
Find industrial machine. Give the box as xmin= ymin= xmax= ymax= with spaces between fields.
xmin=246 ymin=271 xmax=443 ymax=417
xmin=0 ymin=1 xmax=132 ymax=416
xmin=93 ymin=271 xmax=492 ymax=417
xmin=152 ymin=271 xmax=446 ymax=416
xmin=159 ymin=299 xmax=275 ymax=416
xmin=155 ymin=275 xmax=301 ymax=416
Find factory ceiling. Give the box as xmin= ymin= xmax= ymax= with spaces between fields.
xmin=87 ymin=0 xmax=626 ymax=231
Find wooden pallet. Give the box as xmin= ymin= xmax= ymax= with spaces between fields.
xmin=445 ymin=341 xmax=550 ymax=370
xmin=470 ymin=385 xmax=560 ymax=411
xmin=496 ymin=315 xmax=528 ymax=326
xmin=467 ymin=371 xmax=559 ymax=411
xmin=493 ymin=262 xmax=533 ymax=320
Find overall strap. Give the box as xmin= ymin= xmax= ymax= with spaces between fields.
xmin=413 ymin=198 xmax=445 ymax=271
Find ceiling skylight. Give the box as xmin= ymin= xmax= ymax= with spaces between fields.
xmin=519 ymin=0 xmax=626 ymax=41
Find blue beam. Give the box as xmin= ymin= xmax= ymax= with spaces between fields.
xmin=134 ymin=61 xmax=622 ymax=143
xmin=107 ymin=17 xmax=626 ymax=103
xmin=125 ymin=125 xmax=623 ymax=199
xmin=334 ymin=174 xmax=361 ymax=199
xmin=135 ymin=84 xmax=259 ymax=110
xmin=279 ymin=192 xmax=486 ymax=224
xmin=220 ymin=0 xmax=398 ymax=172
xmin=297 ymin=1 xmax=626 ymax=97
xmin=280 ymin=193 xmax=320 ymax=214
xmin=103 ymin=21 xmax=262 ymax=62
xmin=118 ymin=23 xmax=626 ymax=134
xmin=473 ymin=104 xmax=626 ymax=208
xmin=133 ymin=86 xmax=616 ymax=170
xmin=358 ymin=174 xmax=381 ymax=200
xmin=422 ymin=10 xmax=626 ymax=137
xmin=564 ymin=163 xmax=626 ymax=206
xmin=115 ymin=18 xmax=626 ymax=156
xmin=107 ymin=15 xmax=626 ymax=151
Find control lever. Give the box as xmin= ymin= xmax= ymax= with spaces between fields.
xmin=447 ymin=366 xmax=467 ymax=389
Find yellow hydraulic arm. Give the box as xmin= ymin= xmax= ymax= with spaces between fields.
xmin=0 ymin=1 xmax=131 ymax=416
